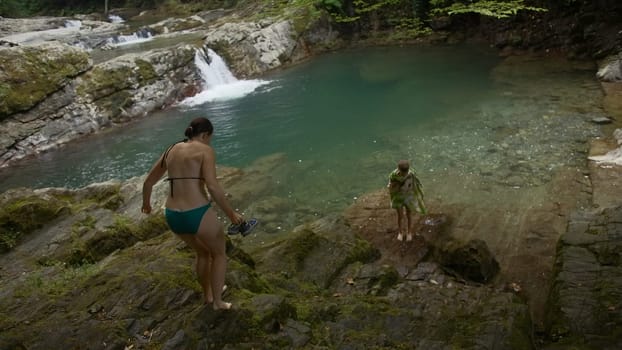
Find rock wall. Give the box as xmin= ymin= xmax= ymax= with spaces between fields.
xmin=545 ymin=206 xmax=622 ymax=349
xmin=203 ymin=19 xmax=300 ymax=78
xmin=0 ymin=12 xmax=337 ymax=167
xmin=0 ymin=42 xmax=197 ymax=167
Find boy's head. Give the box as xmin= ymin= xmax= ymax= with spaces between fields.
xmin=397 ymin=160 xmax=410 ymax=172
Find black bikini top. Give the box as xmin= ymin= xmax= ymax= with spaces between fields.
xmin=161 ymin=140 xmax=204 ymax=197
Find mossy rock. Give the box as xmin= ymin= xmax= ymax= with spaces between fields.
xmin=0 ymin=43 xmax=91 ymax=120
xmin=77 ymin=64 xmax=135 ymax=102
xmin=134 ymin=58 xmax=157 ymax=84
xmin=93 ymin=90 xmax=134 ymax=122
xmin=66 ymin=214 xmax=169 ymax=266
xmin=0 ymin=193 xmax=70 ymax=252
xmin=74 ymin=181 xmax=124 ymax=211
xmin=256 ymin=220 xmax=380 ymax=289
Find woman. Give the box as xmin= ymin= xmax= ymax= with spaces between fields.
xmin=142 ymin=117 xmax=243 ymax=310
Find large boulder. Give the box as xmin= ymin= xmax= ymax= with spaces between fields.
xmin=203 ymin=19 xmax=301 ymax=77
xmin=596 ymin=53 xmax=622 ymax=82
xmin=0 ymin=43 xmax=197 ymax=167
xmin=0 ymin=41 xmax=91 ymax=120
xmin=435 ymin=239 xmax=500 ymax=283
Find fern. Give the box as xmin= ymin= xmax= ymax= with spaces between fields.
xmin=432 ymin=0 xmax=547 ymax=19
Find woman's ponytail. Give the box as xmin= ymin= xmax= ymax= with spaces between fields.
xmin=184 ymin=126 xmax=194 ymax=139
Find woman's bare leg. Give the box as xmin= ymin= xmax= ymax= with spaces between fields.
xmin=176 ymin=234 xmax=213 ymax=303
xmin=196 ymin=209 xmax=231 ymax=310
xmin=196 ymin=253 xmax=213 ymax=302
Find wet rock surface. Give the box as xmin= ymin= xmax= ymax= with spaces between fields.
xmin=544 ymin=205 xmax=622 ymax=349
xmin=0 ymin=159 xmax=534 ymax=350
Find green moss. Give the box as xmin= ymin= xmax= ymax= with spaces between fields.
xmin=227 ymin=259 xmax=272 ymax=293
xmin=345 ymin=238 xmax=380 ymax=265
xmin=508 ymin=301 xmax=534 ymax=350
xmin=369 ymin=265 xmax=399 ymax=296
xmin=94 ymin=90 xmax=133 ymax=122
xmin=206 ymin=41 xmax=235 ymax=69
xmin=433 ymin=313 xmax=481 ymax=348
xmin=80 ymin=184 xmax=124 ymax=210
xmin=67 ymin=214 xmax=169 ymax=266
xmin=77 ymin=215 xmax=97 ymax=229
xmin=15 ymin=262 xmax=103 ymax=299
xmin=168 ymin=18 xmax=205 ymax=32
xmin=0 ymin=195 xmax=69 ymax=252
xmin=77 ymin=65 xmax=134 ymax=101
xmin=135 ymin=59 xmax=158 ymax=85
xmin=0 ymin=46 xmax=90 ymax=119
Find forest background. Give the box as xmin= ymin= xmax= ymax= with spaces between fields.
xmin=0 ymin=0 xmax=594 ymax=29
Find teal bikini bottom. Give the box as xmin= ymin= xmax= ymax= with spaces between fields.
xmin=165 ymin=202 xmax=212 ymax=235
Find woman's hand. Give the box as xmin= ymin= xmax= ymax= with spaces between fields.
xmin=230 ymin=212 xmax=244 ymax=225
xmin=142 ymin=203 xmax=152 ymax=214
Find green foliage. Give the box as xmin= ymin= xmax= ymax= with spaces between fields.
xmin=432 ymin=0 xmax=547 ymax=19
xmin=0 ymin=0 xmax=28 ymax=17
xmin=388 ymin=17 xmax=432 ymax=39
xmin=321 ymin=0 xmax=343 ymax=9
xmin=353 ymin=0 xmax=400 ymax=14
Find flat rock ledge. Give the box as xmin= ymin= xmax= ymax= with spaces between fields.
xmin=544 ymin=205 xmax=622 ymax=349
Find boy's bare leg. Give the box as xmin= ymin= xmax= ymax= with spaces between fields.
xmin=396 ymin=208 xmax=404 ymax=241
xmin=406 ymin=208 xmax=413 ymax=241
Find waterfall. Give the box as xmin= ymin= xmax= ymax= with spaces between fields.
xmin=181 ymin=48 xmax=271 ymax=106
xmin=64 ymin=20 xmax=82 ymax=28
xmin=195 ymin=48 xmax=238 ymax=89
xmin=108 ymin=15 xmax=125 ymax=23
xmin=106 ymin=28 xmax=154 ymax=46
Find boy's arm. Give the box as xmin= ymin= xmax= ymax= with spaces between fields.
xmin=388 ymin=179 xmax=400 ymax=194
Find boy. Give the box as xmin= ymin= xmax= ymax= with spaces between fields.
xmin=388 ymin=160 xmax=426 ymax=241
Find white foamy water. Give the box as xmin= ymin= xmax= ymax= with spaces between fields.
xmin=589 ymin=128 xmax=622 ymax=165
xmin=109 ymin=15 xmax=125 ymax=23
xmin=64 ymin=20 xmax=82 ymax=28
xmin=181 ymin=49 xmax=270 ymax=106
xmin=107 ymin=32 xmax=154 ymax=46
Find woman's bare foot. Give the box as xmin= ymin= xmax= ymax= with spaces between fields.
xmin=213 ymin=301 xmax=232 ymax=310
xmin=406 ymin=233 xmax=413 ymax=242
xmin=205 ymin=285 xmax=228 ymax=304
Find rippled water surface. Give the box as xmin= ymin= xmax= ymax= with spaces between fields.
xmin=0 ymin=46 xmax=604 ymax=226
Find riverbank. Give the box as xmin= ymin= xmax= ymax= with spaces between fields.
xmin=1 ymin=3 xmax=622 ymax=349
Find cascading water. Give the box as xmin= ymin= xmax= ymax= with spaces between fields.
xmin=195 ymin=48 xmax=238 ymax=88
xmin=108 ymin=15 xmax=125 ymax=23
xmin=181 ymin=48 xmax=271 ymax=105
xmin=64 ymin=20 xmax=82 ymax=28
xmin=106 ymin=28 xmax=154 ymax=46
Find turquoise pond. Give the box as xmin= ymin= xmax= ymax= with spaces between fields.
xmin=0 ymin=44 xmax=604 ymax=225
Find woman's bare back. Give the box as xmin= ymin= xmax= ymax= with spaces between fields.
xmin=164 ymin=142 xmax=212 ymax=210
